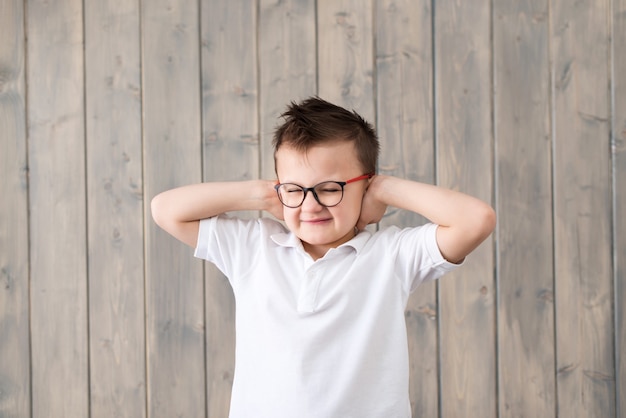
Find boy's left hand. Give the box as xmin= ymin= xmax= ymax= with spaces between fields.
xmin=356 ymin=177 xmax=387 ymax=230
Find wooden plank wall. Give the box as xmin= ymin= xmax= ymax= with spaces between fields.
xmin=0 ymin=0 xmax=624 ymax=417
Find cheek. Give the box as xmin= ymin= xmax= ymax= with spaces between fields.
xmin=282 ymin=208 xmax=299 ymax=225
xmin=335 ymin=196 xmax=363 ymax=222
xmin=348 ymin=190 xmax=366 ymax=208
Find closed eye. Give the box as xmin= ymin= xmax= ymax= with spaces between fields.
xmin=282 ymin=185 xmax=303 ymax=193
xmin=316 ymin=183 xmax=342 ymax=193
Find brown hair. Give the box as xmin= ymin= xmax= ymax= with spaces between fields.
xmin=273 ymin=96 xmax=379 ymax=174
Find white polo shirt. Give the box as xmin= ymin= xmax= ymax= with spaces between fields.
xmin=195 ymin=215 xmax=459 ymax=418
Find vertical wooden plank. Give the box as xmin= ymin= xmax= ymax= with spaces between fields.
xmin=201 ymin=0 xmax=258 ymax=185
xmin=142 ymin=0 xmax=206 ymax=416
xmin=317 ymin=0 xmax=375 ymax=123
xmin=493 ymin=1 xmax=555 ymax=417
xmin=434 ymin=0 xmax=497 ymax=417
xmin=374 ymin=1 xmax=438 ymax=416
xmin=551 ymin=0 xmax=615 ymax=416
xmin=258 ymin=0 xmax=317 ymax=179
xmin=199 ymin=0 xmax=258 ymax=415
xmin=84 ymin=0 xmax=146 ymax=417
xmin=375 ymin=0 xmax=433 ymax=225
xmin=613 ymin=0 xmax=626 ymax=415
xmin=0 ymin=1 xmax=30 ymax=417
xmin=26 ymin=0 xmax=89 ymax=416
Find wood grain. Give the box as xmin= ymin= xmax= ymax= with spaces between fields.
xmin=494 ymin=1 xmax=556 ymax=416
xmin=258 ymin=0 xmax=317 ymax=180
xmin=200 ymin=0 xmax=258 ymax=415
xmin=374 ymin=1 xmax=438 ymax=416
xmin=551 ymin=0 xmax=615 ymax=416
xmin=84 ymin=0 xmax=146 ymax=416
xmin=317 ymin=0 xmax=375 ymax=122
xmin=613 ymin=0 xmax=626 ymax=416
xmin=0 ymin=1 xmax=622 ymax=416
xmin=142 ymin=0 xmax=206 ymax=416
xmin=26 ymin=0 xmax=89 ymax=416
xmin=0 ymin=1 xmax=30 ymax=417
xmin=434 ymin=0 xmax=497 ymax=416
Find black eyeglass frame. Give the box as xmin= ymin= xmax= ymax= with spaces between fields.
xmin=274 ymin=173 xmax=374 ymax=208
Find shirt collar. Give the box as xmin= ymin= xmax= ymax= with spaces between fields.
xmin=270 ymin=231 xmax=303 ymax=249
xmin=270 ymin=229 xmax=371 ymax=254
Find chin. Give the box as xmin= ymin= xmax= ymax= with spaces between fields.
xmin=300 ymin=229 xmax=352 ymax=246
xmin=297 ymin=232 xmax=332 ymax=245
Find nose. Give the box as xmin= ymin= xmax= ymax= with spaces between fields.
xmin=300 ymin=189 xmax=323 ymax=211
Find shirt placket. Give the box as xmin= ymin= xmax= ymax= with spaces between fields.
xmin=297 ymin=263 xmax=322 ymax=314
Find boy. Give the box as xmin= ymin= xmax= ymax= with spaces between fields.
xmin=151 ymin=97 xmax=496 ymax=417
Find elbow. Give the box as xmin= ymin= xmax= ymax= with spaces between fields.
xmin=151 ymin=192 xmax=182 ymax=238
xmin=458 ymin=203 xmax=496 ymax=259
xmin=150 ymin=192 xmax=168 ymax=229
xmin=476 ymin=203 xmax=497 ymax=241
xmin=435 ymin=201 xmax=496 ymax=264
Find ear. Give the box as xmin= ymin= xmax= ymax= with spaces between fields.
xmin=362 ymin=181 xmax=370 ymax=195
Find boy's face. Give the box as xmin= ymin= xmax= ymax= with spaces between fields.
xmin=275 ymin=141 xmax=369 ymax=259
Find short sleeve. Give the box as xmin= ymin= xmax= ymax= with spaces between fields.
xmin=384 ymin=223 xmax=462 ymax=293
xmin=193 ymin=214 xmax=288 ymax=285
xmin=194 ymin=216 xmax=218 ymax=261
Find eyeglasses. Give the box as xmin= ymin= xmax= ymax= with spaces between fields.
xmin=274 ymin=173 xmax=373 ymax=208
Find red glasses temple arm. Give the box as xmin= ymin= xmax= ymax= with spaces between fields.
xmin=345 ymin=173 xmax=375 ymax=184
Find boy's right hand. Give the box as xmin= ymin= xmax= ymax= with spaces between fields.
xmin=261 ymin=180 xmax=285 ymax=221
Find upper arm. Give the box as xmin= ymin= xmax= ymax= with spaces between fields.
xmin=162 ymin=219 xmax=200 ymax=248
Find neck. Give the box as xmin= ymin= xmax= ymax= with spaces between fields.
xmin=302 ymin=227 xmax=358 ymax=261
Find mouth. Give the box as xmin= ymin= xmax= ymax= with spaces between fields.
xmin=301 ymin=218 xmax=332 ymax=225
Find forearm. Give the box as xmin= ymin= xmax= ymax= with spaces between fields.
xmin=369 ymin=175 xmax=496 ymax=262
xmin=152 ymin=180 xmax=274 ymax=221
xmin=151 ymin=180 xmax=278 ymax=246
xmin=369 ymin=175 xmax=484 ymax=225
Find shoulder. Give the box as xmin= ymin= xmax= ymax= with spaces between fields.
xmin=364 ymin=223 xmax=438 ymax=248
xmin=196 ymin=215 xmax=287 ymax=253
xmin=361 ymin=223 xmax=460 ymax=292
xmin=362 ymin=223 xmax=453 ymax=270
xmin=201 ymin=214 xmax=287 ymax=233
